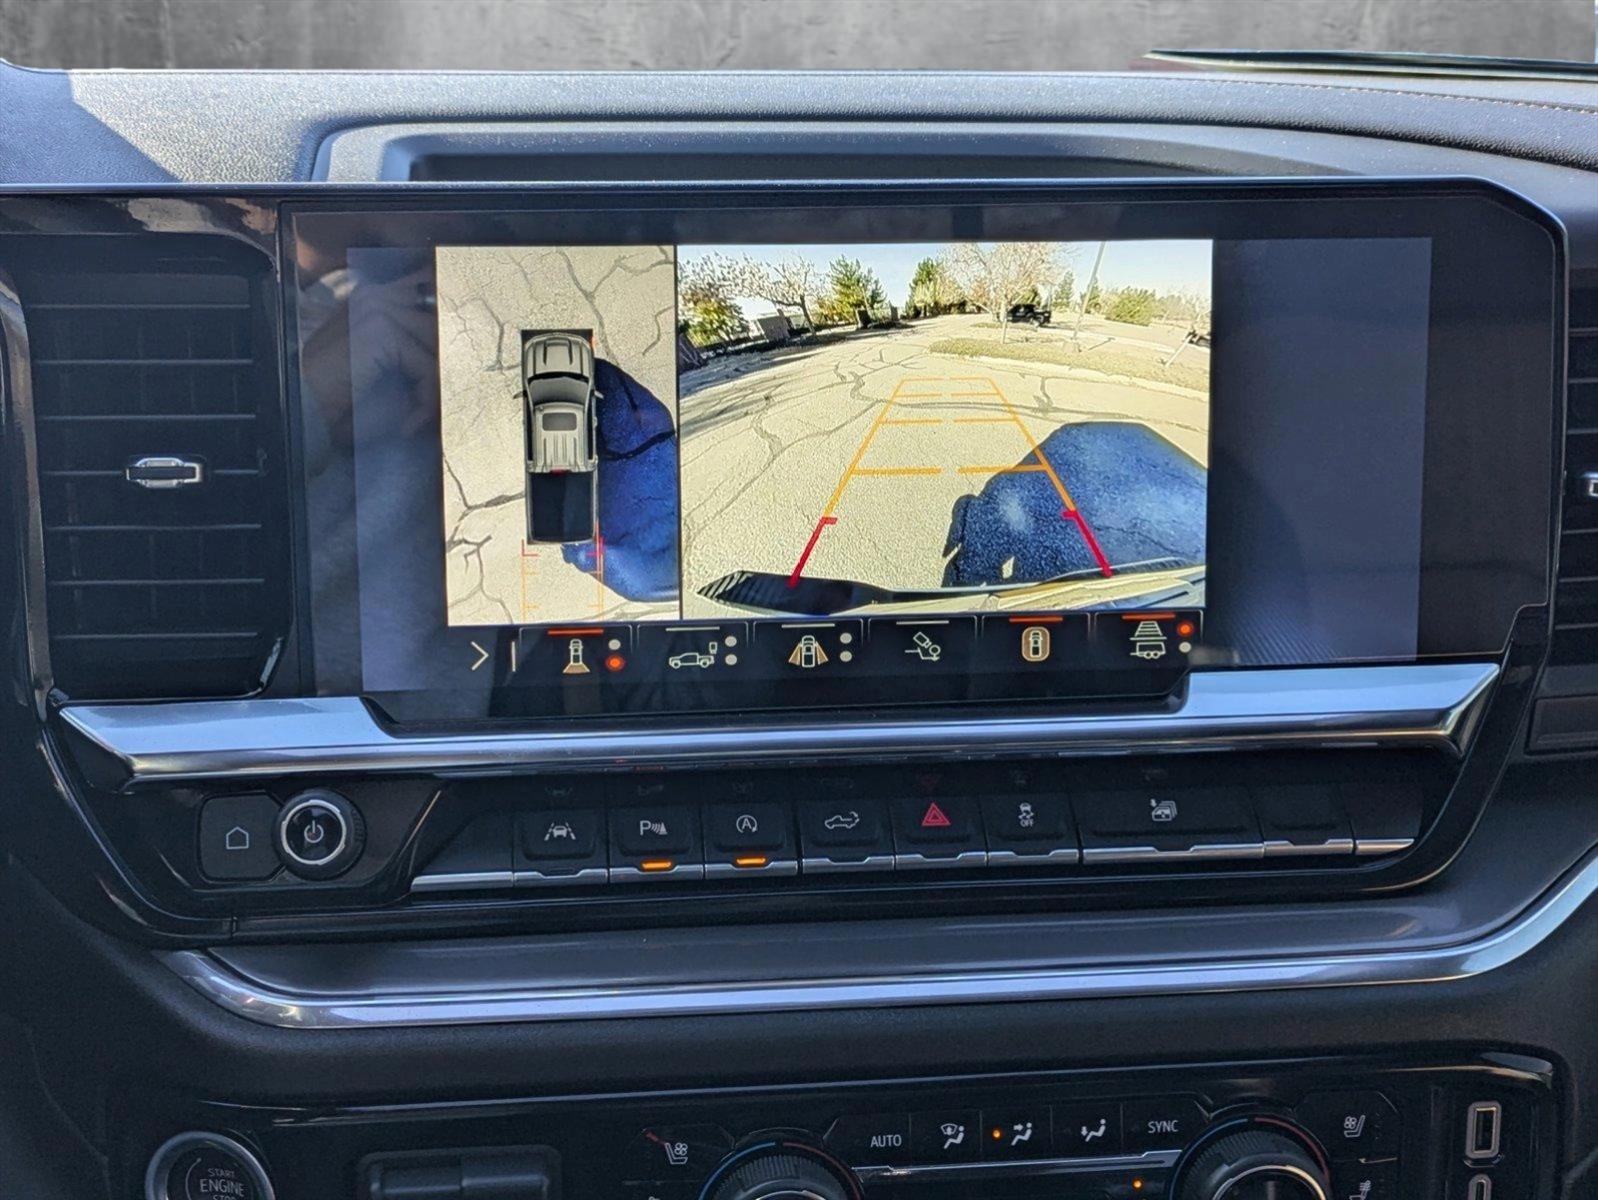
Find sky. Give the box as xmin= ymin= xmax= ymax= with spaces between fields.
xmin=678 ymin=240 xmax=1213 ymax=309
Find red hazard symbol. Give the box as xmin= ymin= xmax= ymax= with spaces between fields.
xmin=920 ymin=802 xmax=952 ymax=829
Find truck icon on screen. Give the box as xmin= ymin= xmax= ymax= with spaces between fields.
xmin=523 ymin=331 xmax=600 ymax=543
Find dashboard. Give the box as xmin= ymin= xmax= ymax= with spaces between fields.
xmin=0 ymin=61 xmax=1595 ymax=1200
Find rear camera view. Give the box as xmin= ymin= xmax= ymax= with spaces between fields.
xmin=438 ymin=239 xmax=1208 ymax=626
xmin=678 ymin=240 xmax=1210 ymax=618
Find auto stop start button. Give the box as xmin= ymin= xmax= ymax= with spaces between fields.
xmin=177 ymin=1146 xmax=260 ymax=1199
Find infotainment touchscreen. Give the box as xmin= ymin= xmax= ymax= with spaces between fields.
xmin=289 ymin=184 xmax=1557 ymax=721
xmin=434 ymin=240 xmax=1209 ymax=637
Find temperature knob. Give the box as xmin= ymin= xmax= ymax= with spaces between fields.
xmin=1181 ymin=1127 xmax=1330 ymax=1200
xmin=705 ymin=1143 xmax=860 ymax=1200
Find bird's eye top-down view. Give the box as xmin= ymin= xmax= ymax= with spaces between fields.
xmin=0 ymin=1 xmax=1595 ymax=1197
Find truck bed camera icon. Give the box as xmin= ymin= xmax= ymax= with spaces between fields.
xmin=904 ymin=630 xmax=943 ymax=662
xmin=1129 ymin=619 xmax=1169 ymax=660
xmin=822 ymin=810 xmax=861 ymax=831
xmin=523 ymin=331 xmax=600 ymax=544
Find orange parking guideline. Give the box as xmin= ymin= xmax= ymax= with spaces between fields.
xmin=957 ymin=463 xmax=1047 ymax=475
xmin=820 ymin=377 xmax=906 ymax=518
xmin=986 ymin=376 xmax=1080 ymax=513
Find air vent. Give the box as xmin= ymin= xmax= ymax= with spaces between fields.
xmin=1553 ymin=281 xmax=1598 ymax=667
xmin=14 ymin=236 xmax=285 ymax=698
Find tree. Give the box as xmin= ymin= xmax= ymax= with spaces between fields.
xmin=678 ymin=256 xmax=748 ymax=347
xmin=906 ymin=256 xmax=962 ymax=317
xmin=1105 ymin=287 xmax=1158 ymax=326
xmin=820 ymin=256 xmax=886 ymax=324
xmin=941 ymin=242 xmax=1063 ymax=342
xmin=1050 ymin=268 xmax=1075 ymax=312
xmin=722 ymin=252 xmax=821 ymax=332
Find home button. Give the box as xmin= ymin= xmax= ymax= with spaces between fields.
xmin=197 ymin=795 xmax=281 ymax=882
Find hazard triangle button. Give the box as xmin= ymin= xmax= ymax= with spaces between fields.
xmin=920 ymin=801 xmax=952 ymax=829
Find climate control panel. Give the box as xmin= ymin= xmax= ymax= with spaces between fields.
xmin=125 ymin=1055 xmax=1554 ymax=1199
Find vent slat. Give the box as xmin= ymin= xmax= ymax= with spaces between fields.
xmin=21 ymin=237 xmax=282 ymax=699
xmin=1551 ymin=291 xmax=1598 ymax=668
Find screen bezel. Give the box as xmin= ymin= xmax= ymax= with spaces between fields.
xmin=281 ymin=178 xmax=1562 ymax=726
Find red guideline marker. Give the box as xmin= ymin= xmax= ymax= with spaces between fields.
xmin=787 ymin=515 xmax=838 ymax=588
xmin=1063 ymin=508 xmax=1114 ymax=578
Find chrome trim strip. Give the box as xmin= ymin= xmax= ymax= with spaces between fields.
xmin=61 ymin=664 xmax=1499 ymax=788
xmin=1263 ymin=837 xmax=1355 ymax=858
xmin=159 ymin=844 xmax=1598 ymax=1031
xmin=512 ymin=866 xmax=609 ymax=889
xmin=987 ymin=847 xmax=1081 ymax=865
xmin=409 ymin=870 xmax=515 ymax=893
xmin=1355 ymin=837 xmax=1417 ymax=856
xmin=1081 ymin=841 xmax=1266 ymax=863
xmin=610 ymin=862 xmax=706 ymax=882
xmin=893 ymin=850 xmax=989 ymax=870
xmin=704 ymin=859 xmax=800 ymax=879
xmin=801 ymin=854 xmax=895 ymax=874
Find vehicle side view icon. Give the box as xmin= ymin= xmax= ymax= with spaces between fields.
xmin=822 ymin=811 xmax=861 ymax=831
xmin=668 ymin=642 xmax=718 ymax=669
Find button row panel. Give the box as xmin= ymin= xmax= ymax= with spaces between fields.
xmin=411 ymin=782 xmax=1420 ymax=893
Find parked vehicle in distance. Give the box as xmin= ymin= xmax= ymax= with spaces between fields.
xmin=1006 ymin=302 xmax=1051 ymax=326
xmin=523 ymin=332 xmax=600 ymax=542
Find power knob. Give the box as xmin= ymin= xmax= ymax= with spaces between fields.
xmin=1181 ymin=1126 xmax=1330 ymax=1200
xmin=704 ymin=1142 xmax=861 ymax=1200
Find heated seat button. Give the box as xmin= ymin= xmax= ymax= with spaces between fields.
xmin=911 ymin=1110 xmax=980 ymax=1163
xmin=197 ymin=794 xmax=281 ymax=882
xmin=825 ymin=1112 xmax=912 ymax=1165
xmin=1297 ymin=1090 xmax=1399 ymax=1157
xmin=622 ymin=1125 xmax=732 ymax=1183
xmin=1122 ymin=1098 xmax=1206 ymax=1151
xmin=1331 ymin=1158 xmax=1401 ymax=1200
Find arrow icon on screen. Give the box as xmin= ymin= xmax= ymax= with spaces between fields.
xmin=469 ymin=641 xmax=489 ymax=671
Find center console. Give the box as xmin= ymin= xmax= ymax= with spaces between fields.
xmin=0 ymin=176 xmax=1570 ymax=1199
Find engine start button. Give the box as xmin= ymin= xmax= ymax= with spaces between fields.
xmin=177 ymin=1147 xmax=259 ymax=1199
xmin=145 ymin=1132 xmax=274 ymax=1200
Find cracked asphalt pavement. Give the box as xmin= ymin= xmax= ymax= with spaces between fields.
xmin=678 ymin=314 xmax=1209 ymax=618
